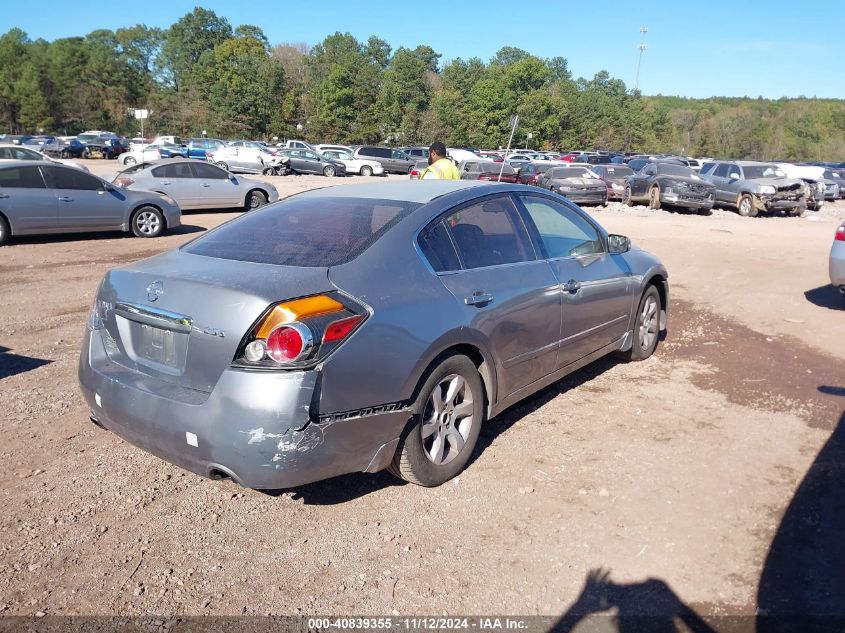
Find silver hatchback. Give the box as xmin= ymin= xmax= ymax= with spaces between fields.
xmin=79 ymin=181 xmax=668 ymax=490
xmin=114 ymin=159 xmax=279 ymax=211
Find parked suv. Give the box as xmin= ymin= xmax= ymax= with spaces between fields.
xmin=700 ymin=161 xmax=805 ymax=217
xmin=353 ymin=146 xmax=415 ymax=174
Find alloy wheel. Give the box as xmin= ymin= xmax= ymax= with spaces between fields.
xmin=639 ymin=294 xmax=659 ymax=352
xmin=420 ymin=374 xmax=475 ymax=465
xmin=135 ymin=210 xmax=161 ymax=236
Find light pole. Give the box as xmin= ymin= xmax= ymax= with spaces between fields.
xmin=634 ymin=26 xmax=648 ymax=94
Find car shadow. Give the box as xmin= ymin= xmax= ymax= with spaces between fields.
xmin=260 ymin=470 xmax=405 ymax=505
xmin=804 ymin=285 xmax=845 ymax=311
xmin=7 ymin=224 xmax=205 ymax=246
xmin=756 ymin=395 xmax=845 ymax=630
xmin=551 ymin=568 xmax=717 ymax=633
xmin=0 ymin=345 xmax=52 ymax=380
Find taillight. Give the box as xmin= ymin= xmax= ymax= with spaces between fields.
xmin=410 ymin=170 xmax=420 ymax=179
xmin=113 ymin=177 xmax=134 ymax=188
xmin=234 ymin=293 xmax=367 ymax=369
xmin=836 ymin=226 xmax=845 ymax=242
xmin=207 ymin=152 xmax=215 ymax=160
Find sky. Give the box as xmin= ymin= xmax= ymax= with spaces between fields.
xmin=5 ymin=1 xmax=844 ymax=100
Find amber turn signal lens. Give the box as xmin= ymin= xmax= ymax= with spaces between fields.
xmin=255 ymin=295 xmax=344 ymax=339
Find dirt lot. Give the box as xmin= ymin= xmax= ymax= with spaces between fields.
xmin=1 ymin=160 xmax=844 ymax=625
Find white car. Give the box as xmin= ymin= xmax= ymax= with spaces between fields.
xmin=319 ymin=149 xmax=383 ymax=176
xmin=118 ymin=146 xmax=162 ymax=165
xmin=0 ymin=144 xmax=89 ymax=172
xmin=315 ymin=144 xmax=354 ymax=154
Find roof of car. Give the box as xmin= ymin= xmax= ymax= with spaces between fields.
xmin=734 ymin=160 xmax=776 ymax=166
xmin=295 ymin=180 xmax=497 ymax=204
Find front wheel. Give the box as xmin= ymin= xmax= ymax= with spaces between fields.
xmin=323 ymin=165 xmax=336 ymax=177
xmin=360 ymin=165 xmax=373 ymax=177
xmin=131 ymin=206 xmax=164 ymax=238
xmin=246 ymin=190 xmax=268 ymax=211
xmin=737 ymin=193 xmax=756 ymax=217
xmin=262 ymin=167 xmax=275 ymax=176
xmin=622 ymin=186 xmax=633 ymax=206
xmin=648 ymin=186 xmax=661 ymax=210
xmin=123 ymin=156 xmax=137 ymax=166
xmin=389 ymin=354 xmax=483 ymax=487
xmin=625 ymin=285 xmax=661 ymax=361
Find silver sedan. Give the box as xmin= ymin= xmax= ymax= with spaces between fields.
xmin=113 ymin=159 xmax=279 ymax=211
xmin=831 ymin=221 xmax=845 ymax=298
xmin=0 ymin=161 xmax=180 ymax=246
xmin=79 ymin=181 xmax=668 ymax=490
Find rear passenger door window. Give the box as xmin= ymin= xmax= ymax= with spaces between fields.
xmin=419 ymin=221 xmax=461 ymax=272
xmin=444 ymin=196 xmax=534 ymax=268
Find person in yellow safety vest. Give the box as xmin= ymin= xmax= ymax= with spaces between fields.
xmin=419 ymin=141 xmax=460 ymax=180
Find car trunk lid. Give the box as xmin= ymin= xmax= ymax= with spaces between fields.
xmin=97 ymin=250 xmax=333 ymax=393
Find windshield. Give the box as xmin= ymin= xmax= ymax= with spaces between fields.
xmin=743 ymin=165 xmax=785 ymax=179
xmin=183 ymin=196 xmax=419 ymax=267
xmin=656 ymin=163 xmax=697 ymax=177
xmin=598 ymin=166 xmax=633 ymax=178
xmin=479 ymin=162 xmax=514 ymax=174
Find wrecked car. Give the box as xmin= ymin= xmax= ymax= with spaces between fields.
xmin=623 ymin=161 xmax=715 ymax=212
xmin=700 ymin=161 xmax=805 ymax=217
xmin=774 ymin=163 xmax=827 ymax=211
xmin=537 ymin=165 xmax=608 ymax=205
xmin=79 ymin=181 xmax=669 ymax=490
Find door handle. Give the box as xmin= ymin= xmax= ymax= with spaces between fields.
xmin=58 ymin=196 xmax=74 ymax=202
xmin=160 ymin=181 xmax=171 ymax=185
xmin=0 ymin=193 xmax=9 ymax=199
xmin=562 ymin=280 xmax=581 ymax=294
xmin=200 ymin=183 xmax=211 ymax=187
xmin=464 ymin=291 xmax=493 ymax=306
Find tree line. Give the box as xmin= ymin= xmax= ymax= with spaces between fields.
xmin=1 ymin=7 xmax=844 ymax=161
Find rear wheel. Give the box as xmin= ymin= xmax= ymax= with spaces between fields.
xmin=130 ymin=206 xmax=164 ymax=238
xmin=0 ymin=215 xmax=10 ymax=246
xmin=648 ymin=186 xmax=661 ymax=210
xmin=246 ymin=190 xmax=267 ymax=210
xmin=625 ymin=285 xmax=661 ymax=361
xmin=124 ymin=156 xmax=137 ymax=166
xmin=323 ymin=165 xmax=336 ymax=177
xmin=737 ymin=193 xmax=757 ymax=217
xmin=360 ymin=165 xmax=373 ymax=177
xmin=389 ymin=354 xmax=483 ymax=487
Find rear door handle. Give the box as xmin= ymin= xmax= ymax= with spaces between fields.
xmin=160 ymin=181 xmax=171 ymax=185
xmin=562 ymin=280 xmax=582 ymax=294
xmin=58 ymin=196 xmax=74 ymax=202
xmin=464 ymin=291 xmax=494 ymax=306
xmin=0 ymin=193 xmax=9 ymax=199
xmin=200 ymin=183 xmax=211 ymax=187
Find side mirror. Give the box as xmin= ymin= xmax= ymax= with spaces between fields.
xmin=607 ymin=234 xmax=631 ymax=254
xmin=729 ymin=173 xmax=740 ymax=180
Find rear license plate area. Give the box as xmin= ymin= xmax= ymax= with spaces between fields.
xmin=137 ymin=323 xmax=179 ymax=367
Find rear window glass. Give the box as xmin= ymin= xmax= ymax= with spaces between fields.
xmin=183 ymin=196 xmax=418 ymax=267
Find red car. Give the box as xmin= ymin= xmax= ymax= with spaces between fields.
xmin=459 ymin=160 xmax=519 ymax=183
xmin=591 ymin=164 xmax=635 ymax=201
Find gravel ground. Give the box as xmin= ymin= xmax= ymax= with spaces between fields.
xmin=1 ymin=161 xmax=843 ymax=624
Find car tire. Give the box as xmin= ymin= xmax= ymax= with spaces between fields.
xmin=625 ymin=285 xmax=661 ymax=361
xmin=792 ymin=201 xmax=807 ymax=217
xmin=245 ymin=190 xmax=268 ymax=211
xmin=262 ymin=167 xmax=275 ymax=176
xmin=130 ymin=206 xmax=164 ymax=238
xmin=360 ymin=165 xmax=373 ymax=177
xmin=323 ymin=165 xmax=336 ymax=177
xmin=124 ymin=156 xmax=137 ymax=166
xmin=389 ymin=354 xmax=484 ymax=487
xmin=216 ymin=162 xmax=229 ymax=171
xmin=737 ymin=193 xmax=757 ymax=217
xmin=82 ymin=149 xmax=91 ymax=159
xmin=648 ymin=186 xmax=661 ymax=210
xmin=623 ymin=186 xmax=633 ymax=207
xmin=0 ymin=214 xmax=10 ymax=246
xmin=60 ymin=150 xmax=69 ymax=159
xmin=407 ymin=165 xmax=415 ymax=174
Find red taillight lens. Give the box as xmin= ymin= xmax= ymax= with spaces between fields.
xmin=266 ymin=323 xmax=310 ymax=363
xmin=836 ymin=226 xmax=845 ymax=242
xmin=410 ymin=170 xmax=419 ymax=178
xmin=322 ymin=315 xmax=363 ymax=344
xmin=113 ymin=177 xmax=134 ymax=187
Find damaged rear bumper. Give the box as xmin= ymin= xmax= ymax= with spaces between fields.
xmin=78 ymin=330 xmax=409 ymax=489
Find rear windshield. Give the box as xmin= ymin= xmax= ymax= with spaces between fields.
xmin=183 ymin=196 xmax=419 ymax=267
xmin=656 ymin=163 xmax=697 ymax=177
